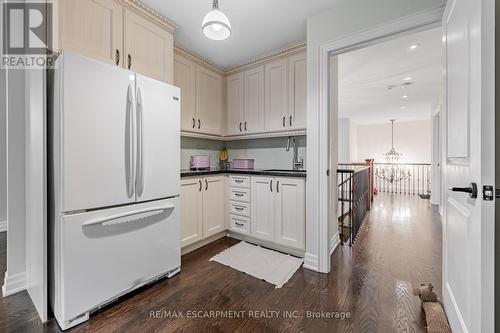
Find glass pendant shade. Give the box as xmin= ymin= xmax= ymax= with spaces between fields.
xmin=202 ymin=0 xmax=231 ymax=40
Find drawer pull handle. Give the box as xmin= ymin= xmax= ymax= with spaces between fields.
xmin=235 ymin=179 xmax=244 ymax=183
xmin=235 ymin=207 xmax=244 ymax=211
xmin=235 ymin=193 xmax=244 ymax=197
xmin=235 ymin=222 xmax=244 ymax=227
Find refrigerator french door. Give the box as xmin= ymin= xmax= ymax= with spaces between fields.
xmin=50 ymin=51 xmax=181 ymax=330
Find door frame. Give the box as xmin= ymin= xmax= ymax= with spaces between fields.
xmin=306 ymin=8 xmax=444 ymax=272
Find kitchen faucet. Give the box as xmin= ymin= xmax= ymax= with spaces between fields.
xmin=286 ymin=137 xmax=304 ymax=170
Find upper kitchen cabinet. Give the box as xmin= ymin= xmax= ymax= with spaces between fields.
xmin=124 ymin=9 xmax=174 ymax=84
xmin=56 ymin=0 xmax=175 ymax=84
xmin=174 ymin=51 xmax=224 ymax=136
xmin=57 ymin=0 xmax=124 ymax=66
xmin=265 ymin=58 xmax=288 ymax=132
xmin=226 ymin=72 xmax=244 ymax=136
xmin=244 ymin=66 xmax=265 ymax=134
xmin=196 ymin=66 xmax=223 ymax=135
xmin=174 ymin=54 xmax=196 ymax=131
xmin=288 ymin=52 xmax=307 ymax=130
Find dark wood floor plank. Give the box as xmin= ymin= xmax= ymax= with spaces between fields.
xmin=0 ymin=193 xmax=442 ymax=333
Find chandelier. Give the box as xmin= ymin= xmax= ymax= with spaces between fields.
xmin=375 ymin=120 xmax=411 ymax=183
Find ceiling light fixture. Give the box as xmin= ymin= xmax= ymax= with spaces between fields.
xmin=409 ymin=43 xmax=420 ymax=50
xmin=202 ymin=0 xmax=231 ymax=41
xmin=403 ymin=76 xmax=413 ymax=81
xmin=402 ymin=95 xmax=409 ymax=99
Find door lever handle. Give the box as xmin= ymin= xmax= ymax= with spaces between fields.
xmin=449 ymin=183 xmax=477 ymax=199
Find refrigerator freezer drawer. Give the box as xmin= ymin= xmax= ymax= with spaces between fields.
xmin=53 ymin=198 xmax=180 ymax=327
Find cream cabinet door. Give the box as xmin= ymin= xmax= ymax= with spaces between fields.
xmin=181 ymin=178 xmax=203 ymax=247
xmin=124 ymin=9 xmax=173 ymax=84
xmin=250 ymin=176 xmax=274 ymax=242
xmin=174 ymin=54 xmax=197 ymax=132
xmin=196 ymin=66 xmax=223 ymax=135
xmin=58 ymin=0 xmax=123 ymax=66
xmin=202 ymin=176 xmax=225 ymax=237
xmin=288 ymin=52 xmax=307 ymax=130
xmin=274 ymin=178 xmax=305 ymax=250
xmin=244 ymin=66 xmax=265 ymax=134
xmin=226 ymin=72 xmax=244 ymax=136
xmin=265 ymin=59 xmax=288 ymax=132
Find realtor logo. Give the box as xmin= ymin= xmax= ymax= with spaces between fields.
xmin=2 ymin=1 xmax=53 ymax=68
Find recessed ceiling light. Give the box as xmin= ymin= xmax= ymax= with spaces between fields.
xmin=403 ymin=76 xmax=413 ymax=81
xmin=400 ymin=106 xmax=406 ymax=110
xmin=402 ymin=95 xmax=409 ymax=99
xmin=409 ymin=43 xmax=420 ymax=50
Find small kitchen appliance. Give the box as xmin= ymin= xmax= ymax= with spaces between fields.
xmin=232 ymin=159 xmax=255 ymax=170
xmin=190 ymin=155 xmax=210 ymax=170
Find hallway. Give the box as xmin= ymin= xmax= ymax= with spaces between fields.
xmin=0 ymin=193 xmax=442 ymax=332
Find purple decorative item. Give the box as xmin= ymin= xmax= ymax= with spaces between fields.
xmin=190 ymin=155 xmax=210 ymax=170
xmin=232 ymin=159 xmax=254 ymax=170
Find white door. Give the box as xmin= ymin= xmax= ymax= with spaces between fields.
xmin=180 ymin=178 xmax=203 ymax=247
xmin=135 ymin=74 xmax=180 ymax=202
xmin=251 ymin=176 xmax=274 ymax=241
xmin=174 ymin=54 xmax=196 ymax=132
xmin=196 ymin=66 xmax=223 ymax=135
xmin=442 ymin=1 xmax=495 ymax=332
xmin=61 ymin=52 xmax=136 ymax=212
xmin=288 ymin=52 xmax=307 ymax=130
xmin=265 ymin=59 xmax=288 ymax=132
xmin=274 ymin=178 xmax=305 ymax=249
xmin=244 ymin=66 xmax=265 ymax=134
xmin=202 ymin=176 xmax=225 ymax=237
xmin=226 ymin=73 xmax=244 ymax=135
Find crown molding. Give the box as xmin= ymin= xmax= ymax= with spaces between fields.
xmin=224 ymin=40 xmax=306 ymax=74
xmin=174 ymin=43 xmax=225 ymax=74
xmin=122 ymin=0 xmax=178 ymax=33
xmin=176 ymin=40 xmax=307 ymax=75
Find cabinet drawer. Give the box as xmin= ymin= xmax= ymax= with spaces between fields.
xmin=229 ymin=215 xmax=250 ymax=235
xmin=229 ymin=175 xmax=250 ymax=188
xmin=229 ymin=187 xmax=250 ymax=202
xmin=229 ymin=201 xmax=250 ymax=217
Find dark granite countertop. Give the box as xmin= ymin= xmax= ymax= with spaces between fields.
xmin=181 ymin=168 xmax=307 ymax=178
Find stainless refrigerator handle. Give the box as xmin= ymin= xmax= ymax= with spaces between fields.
xmin=82 ymin=204 xmax=175 ymax=226
xmin=126 ymin=84 xmax=135 ymax=198
xmin=136 ymin=87 xmax=144 ymax=197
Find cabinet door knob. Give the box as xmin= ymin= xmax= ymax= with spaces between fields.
xmin=205 ymin=179 xmax=208 ymax=191
xmin=239 ymin=122 xmax=242 ymax=132
xmin=115 ymin=49 xmax=120 ymax=66
xmin=198 ymin=119 xmax=201 ymax=129
xmin=270 ymin=180 xmax=273 ymax=192
xmin=277 ymin=181 xmax=280 ymax=193
xmin=192 ymin=118 xmax=195 ymax=128
xmin=244 ymin=121 xmax=247 ymax=131
xmin=283 ymin=116 xmax=285 ymax=127
xmin=198 ymin=179 xmax=202 ymax=191
xmin=289 ymin=115 xmax=292 ymax=127
xmin=127 ymin=54 xmax=132 ymax=69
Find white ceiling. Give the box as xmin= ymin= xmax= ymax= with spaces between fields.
xmin=142 ymin=0 xmax=342 ymax=69
xmin=338 ymin=27 xmax=443 ymax=124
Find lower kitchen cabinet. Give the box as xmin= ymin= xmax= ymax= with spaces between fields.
xmin=250 ymin=176 xmax=305 ymax=249
xmin=180 ymin=175 xmax=225 ymax=247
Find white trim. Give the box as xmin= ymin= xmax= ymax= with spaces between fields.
xmin=2 ymin=270 xmax=26 ymax=297
xmin=181 ymin=129 xmax=307 ymax=141
xmin=303 ymin=253 xmax=319 ymax=271
xmin=307 ymin=6 xmax=445 ymax=273
xmin=329 ymin=232 xmax=340 ymax=255
xmin=0 ymin=220 xmax=6 ymax=232
xmin=444 ymin=281 xmax=469 ymax=333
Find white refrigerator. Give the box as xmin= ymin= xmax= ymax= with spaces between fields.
xmin=49 ymin=51 xmax=181 ymax=330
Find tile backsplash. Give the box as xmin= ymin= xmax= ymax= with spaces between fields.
xmin=180 ymin=136 xmax=307 ymax=170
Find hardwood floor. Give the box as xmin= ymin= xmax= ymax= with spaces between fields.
xmin=0 ymin=193 xmax=442 ymax=332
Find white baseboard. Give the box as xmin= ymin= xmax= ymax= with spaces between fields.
xmin=329 ymin=232 xmax=340 ymax=255
xmin=0 ymin=220 xmax=6 ymax=232
xmin=303 ymin=253 xmax=319 ymax=271
xmin=2 ymin=270 xmax=26 ymax=297
xmin=181 ymin=231 xmax=227 ymax=255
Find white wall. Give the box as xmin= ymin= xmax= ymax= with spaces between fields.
xmin=2 ymin=68 xmax=27 ymax=296
xmin=337 ymin=118 xmax=350 ymax=163
xmin=181 ymin=136 xmax=307 ymax=170
xmin=306 ymin=0 xmax=445 ymax=272
xmin=353 ymin=119 xmax=431 ymax=163
xmin=0 ymin=68 xmax=6 ymax=227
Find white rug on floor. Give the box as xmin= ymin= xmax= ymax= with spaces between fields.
xmin=210 ymin=241 xmax=303 ymax=288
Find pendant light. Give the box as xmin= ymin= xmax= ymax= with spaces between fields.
xmin=202 ymin=0 xmax=231 ymax=40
